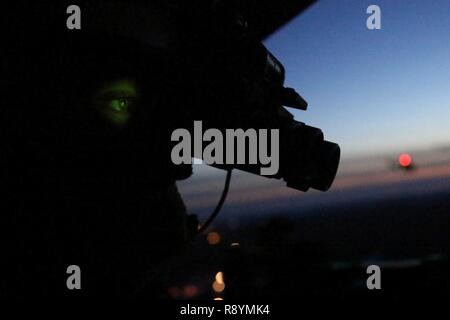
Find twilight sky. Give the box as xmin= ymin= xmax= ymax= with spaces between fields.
xmin=264 ymin=0 xmax=450 ymax=159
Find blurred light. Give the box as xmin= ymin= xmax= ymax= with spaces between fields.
xmin=167 ymin=286 xmax=183 ymax=299
xmin=214 ymin=297 xmax=224 ymax=300
xmin=212 ymin=281 xmax=225 ymax=293
xmin=183 ymin=285 xmax=199 ymax=298
xmin=215 ymin=271 xmax=224 ymax=285
xmin=399 ymin=153 xmax=412 ymax=167
xmin=230 ymin=242 xmax=240 ymax=247
xmin=207 ymin=232 xmax=221 ymax=245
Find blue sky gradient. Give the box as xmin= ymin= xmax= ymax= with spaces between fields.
xmin=264 ymin=0 xmax=450 ymax=159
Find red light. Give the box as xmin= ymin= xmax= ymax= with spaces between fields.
xmin=183 ymin=285 xmax=199 ymax=298
xmin=399 ymin=153 xmax=412 ymax=167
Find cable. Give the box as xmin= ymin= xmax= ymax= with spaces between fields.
xmin=197 ymin=169 xmax=232 ymax=234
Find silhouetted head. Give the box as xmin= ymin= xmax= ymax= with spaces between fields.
xmin=5 ymin=1 xmax=193 ymax=296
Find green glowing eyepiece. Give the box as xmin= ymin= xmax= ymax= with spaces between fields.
xmin=93 ymin=80 xmax=139 ymax=127
xmin=109 ymin=98 xmax=129 ymax=112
